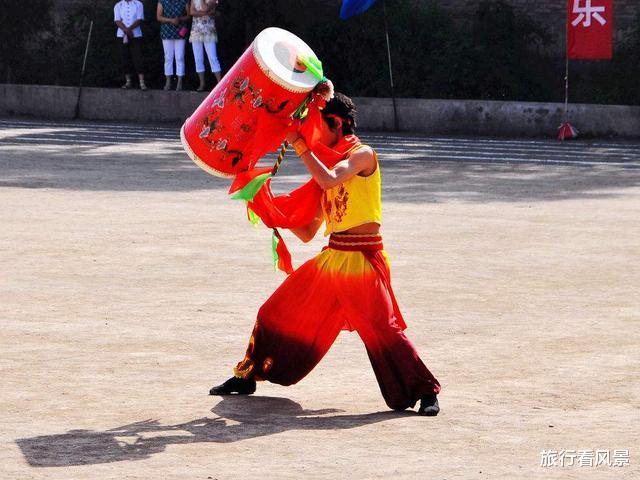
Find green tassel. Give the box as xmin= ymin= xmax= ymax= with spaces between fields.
xmin=271 ymin=230 xmax=279 ymax=272
xmin=292 ymin=97 xmax=311 ymax=120
xmin=297 ymin=54 xmax=324 ymax=81
xmin=230 ymin=172 xmax=272 ymax=201
xmin=247 ymin=206 xmax=261 ymax=227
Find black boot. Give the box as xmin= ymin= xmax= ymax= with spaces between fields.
xmin=417 ymin=393 xmax=440 ymax=416
xmin=209 ymin=376 xmax=256 ymax=395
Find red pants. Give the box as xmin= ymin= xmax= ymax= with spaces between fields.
xmin=235 ymin=234 xmax=440 ymax=410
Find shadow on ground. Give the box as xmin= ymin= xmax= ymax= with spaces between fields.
xmin=1 ymin=124 xmax=640 ymax=202
xmin=16 ymin=396 xmax=411 ymax=467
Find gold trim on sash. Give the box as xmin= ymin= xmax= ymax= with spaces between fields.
xmin=329 ymin=239 xmax=383 ymax=246
xmin=331 ymin=233 xmax=381 ymax=237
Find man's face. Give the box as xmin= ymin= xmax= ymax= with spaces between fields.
xmin=318 ymin=114 xmax=341 ymax=148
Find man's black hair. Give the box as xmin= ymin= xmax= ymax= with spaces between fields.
xmin=322 ymin=92 xmax=357 ymax=135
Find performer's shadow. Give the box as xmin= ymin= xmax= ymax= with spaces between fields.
xmin=16 ymin=396 xmax=412 ymax=467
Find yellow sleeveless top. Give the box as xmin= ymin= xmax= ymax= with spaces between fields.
xmin=322 ymin=146 xmax=382 ymax=236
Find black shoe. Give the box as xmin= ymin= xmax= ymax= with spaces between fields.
xmin=417 ymin=393 xmax=440 ymax=416
xmin=209 ymin=376 xmax=256 ymax=395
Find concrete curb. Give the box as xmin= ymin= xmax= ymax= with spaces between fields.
xmin=1 ymin=84 xmax=639 ymax=138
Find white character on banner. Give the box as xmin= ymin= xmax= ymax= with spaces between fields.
xmin=572 ymin=0 xmax=607 ymax=28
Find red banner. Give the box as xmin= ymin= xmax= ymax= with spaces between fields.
xmin=567 ymin=0 xmax=613 ymax=59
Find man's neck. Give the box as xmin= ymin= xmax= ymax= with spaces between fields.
xmin=327 ymin=133 xmax=344 ymax=149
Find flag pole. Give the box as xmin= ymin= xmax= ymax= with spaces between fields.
xmin=564 ymin=8 xmax=570 ymax=123
xmin=74 ymin=20 xmax=93 ymax=120
xmin=564 ymin=52 xmax=570 ymax=122
xmin=382 ymin=0 xmax=399 ymax=131
xmin=558 ymin=2 xmax=578 ymax=141
xmin=74 ymin=1 xmax=96 ymax=120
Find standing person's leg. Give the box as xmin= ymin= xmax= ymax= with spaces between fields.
xmin=210 ymin=250 xmax=345 ymax=394
xmin=203 ymin=40 xmax=222 ymax=83
xmin=338 ymin=251 xmax=441 ymax=413
xmin=121 ymin=40 xmax=134 ymax=89
xmin=174 ymin=39 xmax=186 ymax=91
xmin=129 ymin=38 xmax=146 ymax=90
xmin=359 ymin=320 xmax=441 ymax=414
xmin=192 ymin=41 xmax=206 ymax=91
xmin=162 ymin=39 xmax=175 ymax=90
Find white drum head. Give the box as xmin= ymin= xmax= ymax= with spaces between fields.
xmin=252 ymin=27 xmax=320 ymax=93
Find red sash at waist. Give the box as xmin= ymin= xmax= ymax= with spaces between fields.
xmin=325 ymin=232 xmax=406 ymax=330
xmin=327 ymin=233 xmax=383 ymax=252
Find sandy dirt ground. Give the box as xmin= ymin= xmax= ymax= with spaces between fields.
xmin=0 ymin=119 xmax=638 ymax=479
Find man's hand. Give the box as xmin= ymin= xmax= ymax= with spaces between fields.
xmin=285 ymin=130 xmax=300 ymax=145
xmin=314 ymin=79 xmax=334 ymax=101
xmin=290 ymin=204 xmax=323 ymax=243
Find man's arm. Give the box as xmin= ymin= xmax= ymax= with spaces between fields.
xmin=114 ymin=4 xmax=125 ymax=33
xmin=310 ymin=150 xmax=373 ymax=190
xmin=292 ymin=142 xmax=375 ymax=190
xmin=289 ymin=204 xmax=324 ymax=243
xmin=128 ymin=3 xmax=144 ymax=30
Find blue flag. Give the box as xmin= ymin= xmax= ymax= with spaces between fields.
xmin=340 ymin=0 xmax=378 ymax=20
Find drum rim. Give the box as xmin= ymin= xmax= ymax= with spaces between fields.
xmin=252 ymin=27 xmax=317 ymax=94
xmin=180 ymin=124 xmax=235 ymax=178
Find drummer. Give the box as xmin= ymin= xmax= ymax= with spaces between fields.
xmin=210 ymin=90 xmax=442 ymax=416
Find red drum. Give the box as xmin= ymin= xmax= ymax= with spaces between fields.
xmin=181 ymin=27 xmax=321 ymax=177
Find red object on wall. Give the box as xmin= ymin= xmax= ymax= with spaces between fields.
xmin=567 ymin=0 xmax=614 ymax=59
xmin=558 ymin=122 xmax=580 ymax=140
